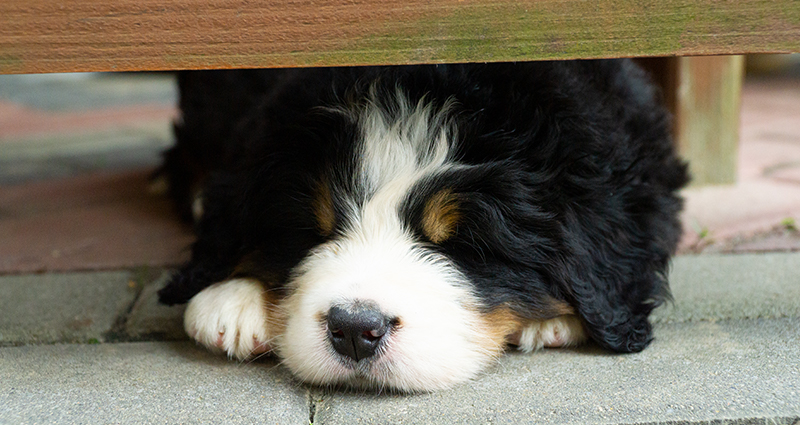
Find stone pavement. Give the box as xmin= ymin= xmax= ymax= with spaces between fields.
xmin=680 ymin=75 xmax=800 ymax=253
xmin=0 ymin=73 xmax=192 ymax=274
xmin=1 ymin=65 xmax=800 ymax=424
xmin=0 ymin=170 xmax=193 ymax=273
xmin=1 ymin=254 xmax=799 ymax=424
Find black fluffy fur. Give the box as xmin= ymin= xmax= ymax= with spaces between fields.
xmin=158 ymin=60 xmax=688 ymax=354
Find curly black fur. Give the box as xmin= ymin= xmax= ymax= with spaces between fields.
xmin=158 ymin=59 xmax=687 ymax=354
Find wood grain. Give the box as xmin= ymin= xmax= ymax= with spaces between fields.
xmin=2 ymin=0 xmax=799 ymax=74
xmin=674 ymin=55 xmax=745 ymax=186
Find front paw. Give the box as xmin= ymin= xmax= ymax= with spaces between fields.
xmin=514 ymin=315 xmax=587 ymax=352
xmin=184 ymin=279 xmax=273 ymax=360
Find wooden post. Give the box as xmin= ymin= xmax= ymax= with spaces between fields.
xmin=674 ymin=56 xmax=745 ymax=186
xmin=638 ymin=56 xmax=745 ymax=186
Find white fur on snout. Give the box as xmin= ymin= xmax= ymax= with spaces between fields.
xmin=515 ymin=315 xmax=586 ymax=352
xmin=279 ymin=235 xmax=502 ymax=392
xmin=184 ymin=279 xmax=272 ymax=360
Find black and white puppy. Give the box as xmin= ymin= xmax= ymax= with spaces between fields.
xmin=157 ymin=60 xmax=688 ymax=392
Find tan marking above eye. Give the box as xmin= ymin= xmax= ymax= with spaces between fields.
xmin=421 ymin=189 xmax=460 ymax=244
xmin=314 ymin=180 xmax=335 ymax=236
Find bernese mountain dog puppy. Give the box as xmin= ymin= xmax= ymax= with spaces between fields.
xmin=157 ymin=59 xmax=688 ymax=392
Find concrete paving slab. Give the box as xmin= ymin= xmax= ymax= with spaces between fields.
xmin=313 ymin=318 xmax=800 ymax=425
xmin=0 ymin=271 xmax=139 ymax=345
xmin=652 ymin=253 xmax=800 ymax=323
xmin=2 ymin=322 xmax=797 ymax=425
xmin=697 ymin=224 xmax=800 ymax=255
xmin=0 ymin=342 xmax=309 ymax=425
xmin=738 ymin=78 xmax=800 ymax=182
xmin=1 ymin=254 xmax=799 ymax=424
xmin=722 ymin=231 xmax=800 ymax=253
xmin=124 ymin=270 xmax=187 ymax=341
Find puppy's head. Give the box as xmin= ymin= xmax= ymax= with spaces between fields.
xmin=270 ymin=92 xmax=578 ymax=391
xmin=173 ymin=90 xmax=585 ymax=392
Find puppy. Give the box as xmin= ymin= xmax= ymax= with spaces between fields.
xmin=157 ymin=60 xmax=688 ymax=392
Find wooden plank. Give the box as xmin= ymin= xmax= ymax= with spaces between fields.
xmin=674 ymin=55 xmax=745 ymax=186
xmin=1 ymin=0 xmax=799 ymax=74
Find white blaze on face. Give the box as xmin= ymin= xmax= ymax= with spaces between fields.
xmin=278 ymin=93 xmax=504 ymax=391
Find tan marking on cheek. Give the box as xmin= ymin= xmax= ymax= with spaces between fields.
xmin=483 ymin=306 xmax=525 ymax=347
xmin=479 ymin=302 xmax=578 ymax=349
xmin=468 ymin=306 xmax=524 ymax=357
xmin=314 ymin=180 xmax=335 ymax=236
xmin=421 ymin=189 xmax=460 ymax=244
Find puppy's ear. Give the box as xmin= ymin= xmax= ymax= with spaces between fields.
xmin=570 ymin=273 xmax=669 ymax=353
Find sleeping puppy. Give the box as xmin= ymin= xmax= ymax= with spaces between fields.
xmin=157 ymin=60 xmax=688 ymax=392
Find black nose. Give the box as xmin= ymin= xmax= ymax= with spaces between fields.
xmin=327 ymin=304 xmax=390 ymax=362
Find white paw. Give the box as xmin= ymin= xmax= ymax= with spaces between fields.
xmin=515 ymin=315 xmax=586 ymax=353
xmin=184 ymin=279 xmax=273 ymax=360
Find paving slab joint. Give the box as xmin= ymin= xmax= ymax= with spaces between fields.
xmin=307 ymin=388 xmax=326 ymax=425
xmin=101 ymin=266 xmax=162 ymax=342
xmin=631 ymin=417 xmax=800 ymax=425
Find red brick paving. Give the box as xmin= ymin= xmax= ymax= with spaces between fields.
xmin=679 ymin=77 xmax=800 ymax=252
xmin=0 ymin=101 xmax=176 ymax=141
xmin=0 ymin=169 xmax=193 ymax=273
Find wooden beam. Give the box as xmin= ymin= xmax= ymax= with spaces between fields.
xmin=2 ymin=0 xmax=799 ymax=74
